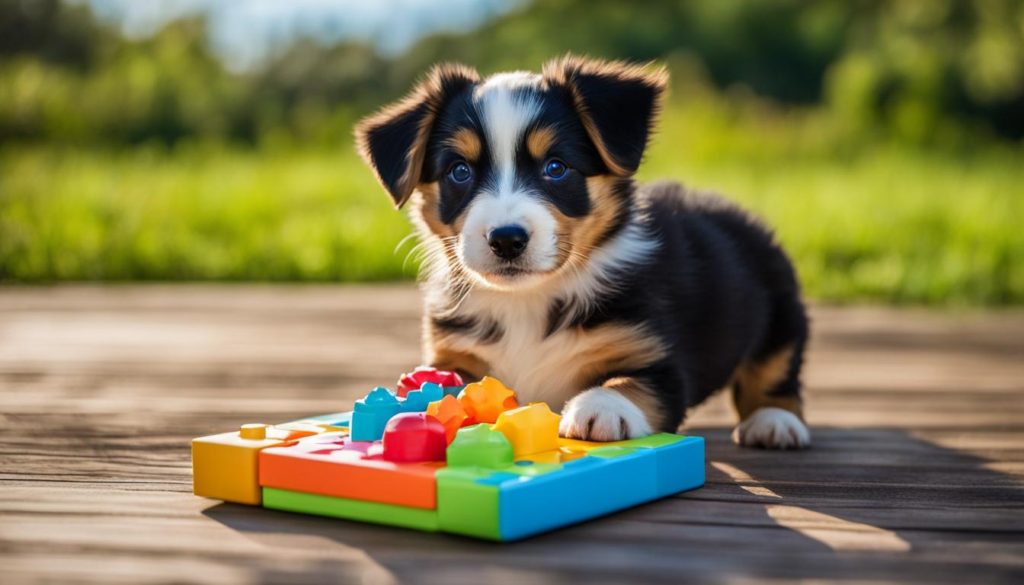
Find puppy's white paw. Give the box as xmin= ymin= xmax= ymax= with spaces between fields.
xmin=732 ymin=407 xmax=811 ymax=449
xmin=559 ymin=388 xmax=653 ymax=441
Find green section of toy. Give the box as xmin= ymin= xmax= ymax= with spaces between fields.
xmin=445 ymin=424 xmax=514 ymax=468
xmin=262 ymin=487 xmax=440 ymax=532
xmin=435 ymin=467 xmax=502 ymax=540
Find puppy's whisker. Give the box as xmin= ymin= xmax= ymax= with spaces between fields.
xmin=393 ymin=232 xmax=418 ymax=256
xmin=404 ymin=240 xmax=443 ymax=271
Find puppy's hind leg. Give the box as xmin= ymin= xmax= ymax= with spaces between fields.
xmin=731 ymin=301 xmax=811 ymax=449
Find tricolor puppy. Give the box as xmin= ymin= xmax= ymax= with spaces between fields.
xmin=355 ymin=56 xmax=810 ymax=448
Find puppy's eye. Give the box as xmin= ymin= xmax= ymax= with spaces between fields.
xmin=448 ymin=161 xmax=473 ymax=184
xmin=543 ymin=159 xmax=569 ymax=180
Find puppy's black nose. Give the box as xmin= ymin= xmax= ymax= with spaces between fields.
xmin=487 ymin=225 xmax=529 ymax=260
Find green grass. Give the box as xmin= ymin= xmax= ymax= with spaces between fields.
xmin=0 ymin=143 xmax=413 ymax=282
xmin=642 ymin=148 xmax=1022 ymax=306
xmin=1 ymin=99 xmax=1022 ymax=305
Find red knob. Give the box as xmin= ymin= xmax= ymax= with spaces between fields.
xmin=396 ymin=366 xmax=464 ymax=397
xmin=381 ymin=413 xmax=448 ymax=462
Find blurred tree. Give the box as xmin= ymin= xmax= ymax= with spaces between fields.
xmin=0 ymin=0 xmax=1021 ymax=146
xmin=391 ymin=0 xmax=849 ymax=102
xmin=0 ymin=0 xmax=113 ymax=69
xmin=252 ymin=41 xmax=392 ymax=144
xmin=828 ymin=0 xmax=1024 ymax=142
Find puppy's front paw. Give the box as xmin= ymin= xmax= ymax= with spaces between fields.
xmin=559 ymin=388 xmax=653 ymax=441
xmin=732 ymin=407 xmax=811 ymax=449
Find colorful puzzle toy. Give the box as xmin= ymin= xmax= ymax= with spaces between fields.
xmin=191 ymin=366 xmax=705 ymax=541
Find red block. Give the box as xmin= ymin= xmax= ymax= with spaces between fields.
xmin=396 ymin=366 xmax=463 ymax=397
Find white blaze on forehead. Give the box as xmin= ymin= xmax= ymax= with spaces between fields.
xmin=474 ymin=72 xmax=542 ymax=193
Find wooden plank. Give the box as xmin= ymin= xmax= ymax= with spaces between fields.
xmin=0 ymin=285 xmax=1022 ymax=584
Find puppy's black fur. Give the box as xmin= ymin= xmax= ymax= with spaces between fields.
xmin=573 ymin=182 xmax=809 ymax=430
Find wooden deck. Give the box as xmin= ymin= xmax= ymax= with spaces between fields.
xmin=1 ymin=285 xmax=1022 ymax=584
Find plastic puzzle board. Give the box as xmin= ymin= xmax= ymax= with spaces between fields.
xmin=192 ymin=369 xmax=705 ymax=541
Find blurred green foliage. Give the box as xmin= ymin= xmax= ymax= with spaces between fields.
xmin=0 ymin=144 xmax=412 ymax=281
xmin=2 ymin=0 xmax=1022 ymax=146
xmin=0 ymin=0 xmax=1022 ymax=305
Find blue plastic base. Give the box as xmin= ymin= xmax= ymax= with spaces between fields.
xmin=495 ymin=436 xmax=704 ymax=540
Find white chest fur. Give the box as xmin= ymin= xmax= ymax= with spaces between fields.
xmin=432 ymin=287 xmax=666 ymax=414
xmin=441 ymin=291 xmax=593 ymax=411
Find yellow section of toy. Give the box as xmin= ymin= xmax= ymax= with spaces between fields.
xmin=192 ymin=424 xmax=319 ymax=505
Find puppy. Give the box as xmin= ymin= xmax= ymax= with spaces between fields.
xmin=355 ymin=55 xmax=810 ymax=449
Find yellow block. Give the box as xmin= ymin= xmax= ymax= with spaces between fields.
xmin=516 ymin=446 xmax=588 ymax=464
xmin=191 ymin=424 xmax=318 ymax=505
xmin=491 ymin=402 xmax=561 ymax=457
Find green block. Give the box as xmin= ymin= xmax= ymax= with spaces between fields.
xmin=447 ymin=424 xmax=514 ymax=468
xmin=262 ymin=488 xmax=439 ymax=532
xmin=618 ymin=433 xmax=685 ymax=449
xmin=435 ymin=468 xmax=501 ymax=540
xmin=587 ymin=445 xmax=639 ymax=459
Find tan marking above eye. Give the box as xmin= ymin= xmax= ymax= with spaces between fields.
xmin=526 ymin=126 xmax=556 ymax=159
xmin=446 ymin=128 xmax=482 ymax=162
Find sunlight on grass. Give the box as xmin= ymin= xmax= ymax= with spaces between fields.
xmin=1 ymin=97 xmax=1021 ymax=305
xmin=0 ymin=144 xmax=412 ymax=282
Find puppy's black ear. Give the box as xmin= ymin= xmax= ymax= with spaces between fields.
xmin=355 ymin=64 xmax=480 ymax=208
xmin=543 ymin=55 xmax=667 ymax=176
